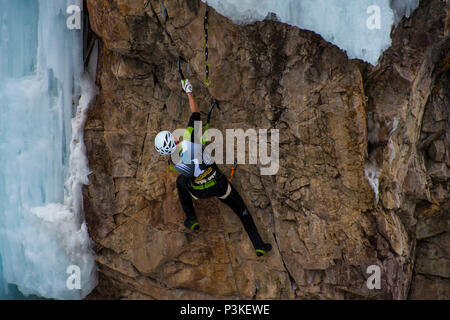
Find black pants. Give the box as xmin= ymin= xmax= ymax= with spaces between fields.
xmin=176 ymin=174 xmax=265 ymax=250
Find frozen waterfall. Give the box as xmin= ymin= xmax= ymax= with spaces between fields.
xmin=0 ymin=0 xmax=97 ymax=299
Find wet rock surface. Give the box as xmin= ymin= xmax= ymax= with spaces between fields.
xmin=83 ymin=0 xmax=448 ymax=299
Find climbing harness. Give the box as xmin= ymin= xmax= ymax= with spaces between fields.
xmin=190 ymin=179 xmax=217 ymax=190
xmin=203 ymin=4 xmax=212 ymax=86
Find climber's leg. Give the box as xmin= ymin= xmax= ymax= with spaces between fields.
xmin=218 ymin=184 xmax=272 ymax=256
xmin=177 ymin=175 xmax=199 ymax=231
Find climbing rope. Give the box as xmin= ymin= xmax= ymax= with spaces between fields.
xmin=204 ymin=4 xmax=212 ymax=87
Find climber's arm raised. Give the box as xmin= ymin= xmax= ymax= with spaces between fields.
xmin=187 ymin=93 xmax=200 ymax=113
xmin=181 ymin=79 xmax=200 ymax=113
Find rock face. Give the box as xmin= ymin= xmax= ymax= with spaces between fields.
xmin=83 ymin=0 xmax=449 ymax=299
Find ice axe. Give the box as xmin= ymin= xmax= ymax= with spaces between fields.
xmin=202 ymin=99 xmax=220 ymax=144
xmin=177 ymin=56 xmax=189 ymax=117
xmin=178 ymin=55 xmax=187 ymax=81
xmin=206 ymin=99 xmax=220 ymax=125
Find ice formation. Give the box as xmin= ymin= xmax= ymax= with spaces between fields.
xmin=0 ymin=0 xmax=97 ymax=299
xmin=388 ymin=118 xmax=399 ymax=163
xmin=365 ymin=162 xmax=381 ymax=204
xmin=390 ymin=0 xmax=420 ymax=24
xmin=203 ymin=0 xmax=419 ymax=65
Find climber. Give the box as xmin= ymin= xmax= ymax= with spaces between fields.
xmin=154 ymin=79 xmax=272 ymax=257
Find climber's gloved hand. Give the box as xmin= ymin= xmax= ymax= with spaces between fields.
xmin=181 ymin=79 xmax=193 ymax=94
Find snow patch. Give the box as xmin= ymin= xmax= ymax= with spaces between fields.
xmin=389 ymin=0 xmax=419 ymax=25
xmin=203 ymin=0 xmax=419 ymax=65
xmin=365 ymin=161 xmax=381 ymax=204
xmin=389 ymin=140 xmax=396 ymax=163
xmin=388 ymin=117 xmax=399 ymax=163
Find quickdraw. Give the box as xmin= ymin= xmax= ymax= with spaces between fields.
xmin=203 ymin=4 xmax=212 ymax=86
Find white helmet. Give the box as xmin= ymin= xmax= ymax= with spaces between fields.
xmin=155 ymin=131 xmax=176 ymax=155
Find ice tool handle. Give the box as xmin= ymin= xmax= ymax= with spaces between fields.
xmin=178 ymin=56 xmax=186 ymax=81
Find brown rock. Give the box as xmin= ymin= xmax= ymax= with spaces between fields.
xmin=428 ymin=140 xmax=446 ymax=162
xmin=82 ymin=0 xmax=449 ymax=300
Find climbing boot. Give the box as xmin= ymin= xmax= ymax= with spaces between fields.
xmin=255 ymin=243 xmax=272 ymax=257
xmin=184 ymin=217 xmax=200 ymax=231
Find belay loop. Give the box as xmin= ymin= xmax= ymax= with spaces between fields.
xmin=204 ymin=4 xmax=212 ymax=87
